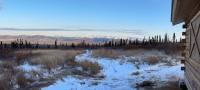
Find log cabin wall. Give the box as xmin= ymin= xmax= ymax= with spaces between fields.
xmin=184 ymin=11 xmax=200 ymax=90
xmin=171 ymin=0 xmax=200 ymax=89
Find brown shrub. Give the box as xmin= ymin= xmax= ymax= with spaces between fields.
xmin=0 ymin=49 xmax=13 ymax=59
xmin=92 ymin=49 xmax=119 ymax=58
xmin=17 ymin=72 xmax=28 ymax=88
xmin=146 ymin=56 xmax=159 ymax=65
xmin=0 ymin=70 xmax=15 ymax=90
xmin=79 ymin=61 xmax=101 ymax=75
xmin=30 ymin=55 xmax=66 ymax=70
xmin=0 ymin=79 xmax=10 ymax=90
xmin=31 ymin=49 xmax=83 ymax=61
xmin=66 ymin=58 xmax=77 ymax=67
xmin=16 ymin=50 xmax=32 ymax=64
xmin=0 ymin=61 xmax=15 ymax=70
xmin=29 ymin=50 xmax=83 ymax=70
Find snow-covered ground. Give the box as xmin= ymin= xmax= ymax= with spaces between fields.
xmin=42 ymin=50 xmax=183 ymax=90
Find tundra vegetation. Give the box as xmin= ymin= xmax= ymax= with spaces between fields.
xmin=0 ymin=34 xmax=183 ymax=90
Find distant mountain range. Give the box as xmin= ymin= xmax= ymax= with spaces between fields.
xmin=0 ymin=35 xmax=112 ymax=44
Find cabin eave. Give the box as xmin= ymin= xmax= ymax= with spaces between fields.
xmin=171 ymin=0 xmax=200 ymax=25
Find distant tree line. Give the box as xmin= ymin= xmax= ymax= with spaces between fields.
xmin=0 ymin=33 xmax=183 ymax=50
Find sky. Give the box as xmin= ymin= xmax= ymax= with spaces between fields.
xmin=0 ymin=0 xmax=183 ymax=39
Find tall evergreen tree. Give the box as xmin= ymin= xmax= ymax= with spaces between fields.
xmin=173 ymin=33 xmax=176 ymax=43
xmin=55 ymin=39 xmax=58 ymax=48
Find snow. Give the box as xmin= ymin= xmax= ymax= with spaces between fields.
xmin=18 ymin=62 xmax=41 ymax=71
xmin=42 ymin=50 xmax=184 ymax=90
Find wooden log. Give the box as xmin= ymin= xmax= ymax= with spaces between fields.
xmin=181 ymin=59 xmax=185 ymax=64
xmin=183 ymin=24 xmax=187 ymax=28
xmin=182 ymin=45 xmax=186 ymax=49
xmin=181 ymin=39 xmax=186 ymax=43
xmin=184 ymin=75 xmax=193 ymax=90
xmin=182 ymin=32 xmax=186 ymax=36
xmin=182 ymin=52 xmax=186 ymax=57
xmin=185 ymin=68 xmax=200 ymax=90
xmin=185 ymin=60 xmax=200 ymax=90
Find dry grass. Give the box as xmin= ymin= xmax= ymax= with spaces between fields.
xmin=65 ymin=50 xmax=83 ymax=60
xmin=146 ymin=56 xmax=160 ymax=65
xmin=0 ymin=61 xmax=15 ymax=70
xmin=30 ymin=55 xmax=66 ymax=70
xmin=16 ymin=71 xmax=28 ymax=88
xmin=15 ymin=50 xmax=32 ymax=64
xmin=66 ymin=58 xmax=77 ymax=67
xmin=92 ymin=49 xmax=165 ymax=59
xmin=0 ymin=62 xmax=17 ymax=90
xmin=29 ymin=49 xmax=83 ymax=70
xmin=0 ymin=49 xmax=13 ymax=59
xmin=92 ymin=49 xmax=121 ymax=58
xmin=79 ymin=61 xmax=101 ymax=75
xmin=0 ymin=79 xmax=10 ymax=90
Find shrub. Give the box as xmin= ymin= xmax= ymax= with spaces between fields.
xmin=30 ymin=55 xmax=66 ymax=71
xmin=92 ymin=49 xmax=119 ymax=58
xmin=79 ymin=61 xmax=101 ymax=75
xmin=136 ymin=80 xmax=155 ymax=88
xmin=0 ymin=70 xmax=15 ymax=90
xmin=0 ymin=49 xmax=13 ymax=59
xmin=66 ymin=58 xmax=77 ymax=67
xmin=17 ymin=72 xmax=28 ymax=88
xmin=29 ymin=50 xmax=83 ymax=70
xmin=0 ymin=61 xmax=15 ymax=70
xmin=132 ymin=71 xmax=140 ymax=75
xmin=146 ymin=56 xmax=159 ymax=65
xmin=15 ymin=50 xmax=32 ymax=64
xmin=0 ymin=79 xmax=10 ymax=90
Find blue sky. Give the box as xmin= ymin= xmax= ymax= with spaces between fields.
xmin=0 ymin=0 xmax=182 ymax=38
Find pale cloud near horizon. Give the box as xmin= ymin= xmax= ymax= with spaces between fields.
xmin=0 ymin=29 xmax=145 ymax=39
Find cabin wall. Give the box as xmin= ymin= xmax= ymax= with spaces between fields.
xmin=185 ymin=11 xmax=200 ymax=90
